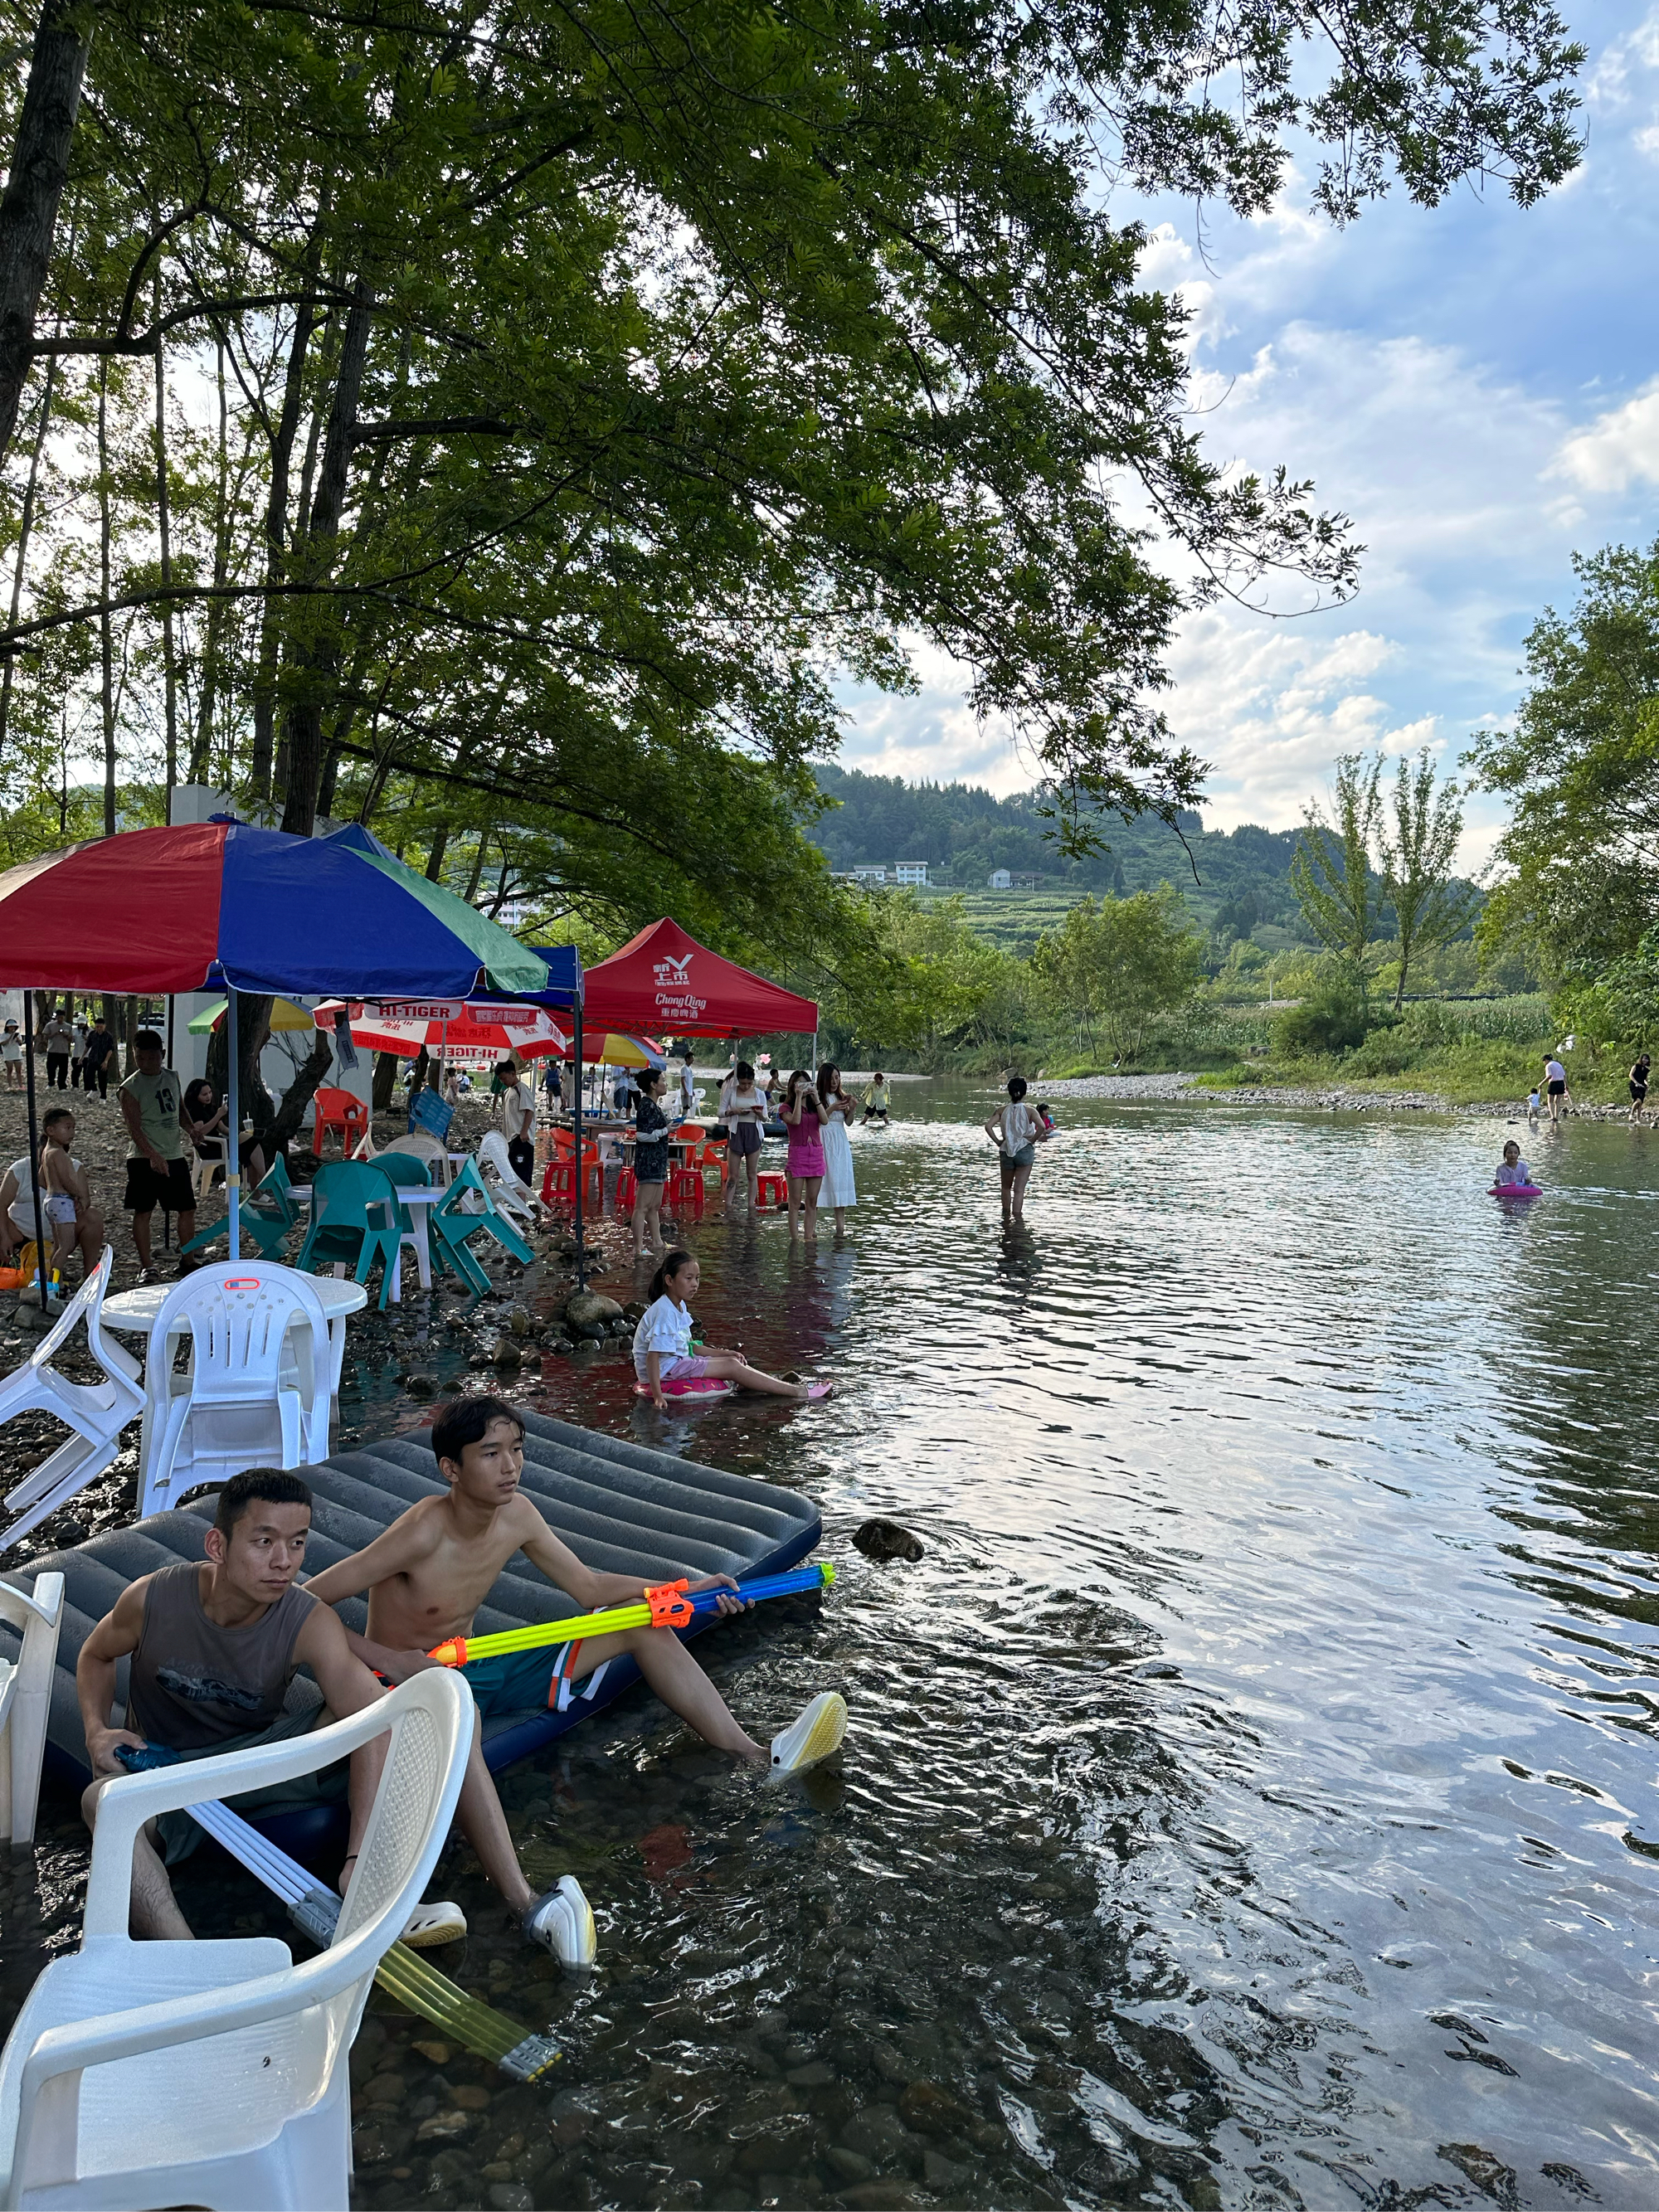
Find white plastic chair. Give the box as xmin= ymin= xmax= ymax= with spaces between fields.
xmin=0 ymin=1573 xmax=64 ymax=1846
xmin=0 ymin=1667 xmax=471 ymax=2211
xmin=476 ymin=1130 xmax=539 ymax=1226
xmin=377 ymin=1130 xmax=450 ymax=1186
xmin=0 ymin=1251 xmax=144 ymax=1557
xmin=139 ymin=1265 xmax=332 ymax=1518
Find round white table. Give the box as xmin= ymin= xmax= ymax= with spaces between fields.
xmin=104 ymin=1274 xmax=367 ymax=1396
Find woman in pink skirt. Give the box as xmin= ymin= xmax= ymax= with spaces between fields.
xmin=781 ymin=1067 xmax=826 ymax=1241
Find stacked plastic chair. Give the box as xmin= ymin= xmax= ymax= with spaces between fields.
xmin=0 ymin=1251 xmax=144 ymax=1557
xmin=295 ymin=1162 xmax=402 ymax=1311
xmin=430 ymin=1159 xmax=533 ymax=1293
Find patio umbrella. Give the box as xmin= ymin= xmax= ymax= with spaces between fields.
xmin=571 ymin=1033 xmax=663 ymax=1068
xmin=0 ymin=820 xmax=551 ymax=1257
xmin=312 ymin=1000 xmax=568 ymax=1063
xmin=187 ymin=996 xmax=314 ymax=1036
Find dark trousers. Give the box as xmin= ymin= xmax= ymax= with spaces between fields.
xmin=85 ymin=1062 xmax=109 ymax=1099
xmin=44 ymin=1054 xmax=67 ymax=1088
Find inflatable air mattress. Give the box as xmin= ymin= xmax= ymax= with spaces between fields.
xmin=0 ymin=1407 xmax=820 ymax=1850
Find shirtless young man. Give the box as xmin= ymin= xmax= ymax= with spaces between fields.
xmin=304 ymin=1397 xmax=847 ymax=1952
xmin=76 ymin=1468 xmax=462 ymax=1945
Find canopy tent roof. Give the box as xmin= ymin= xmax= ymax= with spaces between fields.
xmin=581 ymin=919 xmax=816 ymax=1039
xmin=0 ymin=821 xmax=548 ymax=997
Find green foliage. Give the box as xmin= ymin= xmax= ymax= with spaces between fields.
xmin=1031 ymin=887 xmax=1203 ymax=1059
xmin=1379 ymin=748 xmax=1477 ymax=1008
xmin=1271 ymin=982 xmax=1372 ymax=1058
xmin=1470 ymin=539 xmax=1659 ymax=989
xmin=1289 ymin=755 xmax=1384 ymax=984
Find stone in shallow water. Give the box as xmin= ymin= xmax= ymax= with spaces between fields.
xmin=825 ymin=2146 xmax=876 ymax=2184
xmin=415 ymin=2108 xmax=478 ymax=2142
xmin=488 ymin=2188 xmax=533 ymax=2210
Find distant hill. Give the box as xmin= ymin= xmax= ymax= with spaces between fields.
xmin=807 ymin=762 xmax=1314 ymax=939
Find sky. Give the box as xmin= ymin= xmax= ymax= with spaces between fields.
xmin=834 ymin=0 xmax=1659 ymax=865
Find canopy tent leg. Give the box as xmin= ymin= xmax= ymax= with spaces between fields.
xmin=22 ymin=997 xmax=48 ymax=1308
xmin=572 ymin=1000 xmax=586 ymax=1291
xmin=226 ymin=986 xmax=241 ymax=1255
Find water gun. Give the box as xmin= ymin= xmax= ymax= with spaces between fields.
xmin=428 ymin=1560 xmax=834 ymax=1669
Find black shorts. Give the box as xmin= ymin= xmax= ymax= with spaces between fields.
xmin=1547 ymin=1080 xmax=1566 ymax=1098
xmin=1632 ymin=1083 xmax=1647 ymax=1104
xmin=508 ymin=1134 xmax=534 ymax=1184
xmin=124 ymin=1156 xmax=196 ymax=1214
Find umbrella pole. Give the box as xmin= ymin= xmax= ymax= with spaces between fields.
xmin=572 ymin=1000 xmax=586 ymax=1290
xmin=22 ymin=997 xmax=48 ymax=1308
xmin=227 ymin=989 xmax=241 ymax=1255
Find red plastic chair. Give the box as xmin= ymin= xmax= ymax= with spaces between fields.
xmin=313 ymin=1087 xmax=367 ymax=1155
xmin=617 ymin=1168 xmax=637 ymax=1213
xmin=757 ymin=1173 xmax=788 ymax=1208
xmin=540 ymin=1130 xmax=602 ymax=1209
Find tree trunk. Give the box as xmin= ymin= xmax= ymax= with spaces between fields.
xmin=121 ymin=994 xmax=138 ymax=1075
xmin=97 ymin=359 xmax=114 ymax=836
xmin=186 ymin=333 xmax=230 ymax=785
xmin=0 ymin=1 xmax=89 ymax=464
xmin=279 ymin=278 xmax=374 ymax=837
xmin=152 ymin=266 xmax=178 ymax=793
xmin=264 ymin=1027 xmax=334 ymax=1158
xmin=372 ymin=1049 xmax=399 ymax=1111
xmin=251 ymin=269 xmax=321 ymax=800
xmin=0 ymin=344 xmax=56 ymax=764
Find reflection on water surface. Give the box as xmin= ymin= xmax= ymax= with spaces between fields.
xmin=12 ymin=1085 xmax=1659 ymax=2210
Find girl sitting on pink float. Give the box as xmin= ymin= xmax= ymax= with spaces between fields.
xmin=1491 ymin=1140 xmax=1542 ymax=1198
xmin=633 ymin=1250 xmax=833 ymax=1408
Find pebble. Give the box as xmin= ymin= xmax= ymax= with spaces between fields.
xmin=411 ymin=2039 xmax=451 ymax=2065
xmin=415 ymin=2110 xmax=478 ymax=2142
xmin=488 ymin=2188 xmax=533 ymax=2210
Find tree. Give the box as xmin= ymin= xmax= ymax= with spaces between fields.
xmin=1034 ymin=887 xmax=1202 ymax=1060
xmin=1290 ymin=755 xmax=1384 ymax=991
xmin=1467 ymin=540 xmax=1659 ymax=984
xmin=1379 ymin=750 xmax=1476 ymax=1009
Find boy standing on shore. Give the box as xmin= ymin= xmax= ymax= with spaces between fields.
xmin=303 ymin=1398 xmax=846 ymax=1944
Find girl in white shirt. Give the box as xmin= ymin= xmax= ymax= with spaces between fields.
xmin=984 ymin=1075 xmax=1046 ymax=1227
xmin=633 ymin=1250 xmax=833 ymax=1407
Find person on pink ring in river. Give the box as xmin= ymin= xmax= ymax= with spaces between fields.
xmin=633 ymin=1249 xmax=832 ymax=1407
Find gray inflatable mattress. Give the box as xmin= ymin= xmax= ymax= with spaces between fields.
xmin=0 ymin=1407 xmax=820 ymax=1850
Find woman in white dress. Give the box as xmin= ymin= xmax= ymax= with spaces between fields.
xmin=815 ymin=1062 xmax=858 ymax=1234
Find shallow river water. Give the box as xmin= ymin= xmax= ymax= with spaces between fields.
xmin=12 ymin=1083 xmax=1659 ymax=2210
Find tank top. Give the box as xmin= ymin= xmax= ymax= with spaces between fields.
xmin=127 ymin=1560 xmax=316 ymax=1750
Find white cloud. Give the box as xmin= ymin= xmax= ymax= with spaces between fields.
xmin=1552 ymin=378 xmax=1659 ymax=492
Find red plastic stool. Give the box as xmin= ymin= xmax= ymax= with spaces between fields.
xmin=617 ymin=1168 xmax=637 ymax=1212
xmin=757 ymin=1173 xmax=788 ymax=1208
xmin=666 ymin=1164 xmax=704 ymax=1219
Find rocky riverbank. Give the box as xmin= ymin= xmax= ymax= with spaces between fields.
xmin=1030 ymin=1072 xmax=1639 ymax=1121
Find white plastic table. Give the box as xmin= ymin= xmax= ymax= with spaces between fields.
xmin=104 ymin=1275 xmax=367 ymax=1398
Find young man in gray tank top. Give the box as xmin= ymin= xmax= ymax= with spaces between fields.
xmin=75 ymin=1471 xmax=469 ymax=1946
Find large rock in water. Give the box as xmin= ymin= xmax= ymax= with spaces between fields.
xmin=564 ymin=1290 xmax=623 ymax=1339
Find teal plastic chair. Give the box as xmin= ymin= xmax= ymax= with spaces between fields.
xmin=181 ymin=1156 xmax=300 ymax=1261
xmin=430 ymin=1159 xmax=533 ymax=1295
xmin=367 ymin=1155 xmax=431 ymax=1291
xmin=294 ymin=1162 xmax=402 ymax=1310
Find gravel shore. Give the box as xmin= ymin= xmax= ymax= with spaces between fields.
xmin=1030 ymin=1072 xmax=1637 ymax=1121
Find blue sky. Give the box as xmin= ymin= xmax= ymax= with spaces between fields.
xmin=836 ymin=0 xmax=1659 ymax=863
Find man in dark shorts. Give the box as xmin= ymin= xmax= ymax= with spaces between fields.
xmin=75 ymin=1468 xmax=467 ymax=1945
xmin=119 ymin=1028 xmax=197 ymax=1281
xmin=1630 ymin=1053 xmax=1652 ymax=1123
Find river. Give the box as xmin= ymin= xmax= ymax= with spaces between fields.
xmin=16 ymin=1082 xmax=1659 ymax=2209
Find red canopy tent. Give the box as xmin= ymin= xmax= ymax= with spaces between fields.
xmin=581 ymin=919 xmax=817 ymax=1039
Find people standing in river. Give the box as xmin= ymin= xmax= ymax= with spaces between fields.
xmin=718 ymin=1059 xmax=767 ymax=1212
xmin=985 ymin=1075 xmax=1045 ymax=1227
xmin=1544 ymin=1052 xmax=1570 ymax=1124
xmin=781 ymin=1067 xmax=826 ymax=1241
xmin=815 ymin=1062 xmax=858 ymax=1235
xmin=630 ymin=1065 xmax=671 ymax=1262
xmin=1629 ymin=1053 xmax=1651 ymax=1123
xmin=861 ymin=1072 xmax=890 ymax=1124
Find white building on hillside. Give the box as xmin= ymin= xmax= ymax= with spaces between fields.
xmin=893 ymin=861 xmax=931 ymax=886
xmin=989 ymin=868 xmax=1012 ymax=890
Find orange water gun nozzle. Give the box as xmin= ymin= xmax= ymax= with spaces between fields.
xmin=645 ymin=1578 xmax=693 ymax=1628
xmin=430 ymin=1636 xmax=467 ymax=1668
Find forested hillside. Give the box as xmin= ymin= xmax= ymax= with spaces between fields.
xmin=809 ymin=763 xmax=1311 ymax=937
